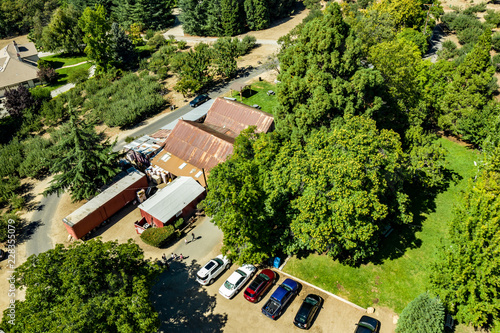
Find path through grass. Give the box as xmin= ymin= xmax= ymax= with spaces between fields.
xmin=284 ymin=138 xmax=479 ymax=313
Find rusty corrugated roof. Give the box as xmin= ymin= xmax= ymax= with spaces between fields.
xmin=163 ymin=120 xmax=234 ymax=171
xmin=205 ymin=97 xmax=275 ymax=137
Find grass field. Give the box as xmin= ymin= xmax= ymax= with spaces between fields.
xmin=40 ymin=53 xmax=88 ymax=69
xmin=230 ymin=81 xmax=279 ymax=115
xmin=47 ymin=63 xmax=93 ymax=90
xmin=283 ymin=138 xmax=480 ymax=314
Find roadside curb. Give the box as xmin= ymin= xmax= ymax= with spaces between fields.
xmin=277 ymin=269 xmax=367 ymax=312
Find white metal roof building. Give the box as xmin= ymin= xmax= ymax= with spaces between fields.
xmin=138 ymin=176 xmax=205 ymax=224
xmin=160 ymin=99 xmax=215 ymax=130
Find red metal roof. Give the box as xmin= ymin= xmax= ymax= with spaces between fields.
xmin=163 ymin=120 xmax=234 ymax=171
xmin=204 ymin=98 xmax=275 ymax=137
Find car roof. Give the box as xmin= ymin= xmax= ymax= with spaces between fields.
xmin=227 ymin=270 xmax=245 ymax=284
xmin=282 ymin=278 xmax=298 ymax=290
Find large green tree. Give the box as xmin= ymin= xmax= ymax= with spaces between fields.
xmin=78 ymin=5 xmax=111 ymax=69
xmin=276 ymin=3 xmax=385 ymax=141
xmin=396 ymin=293 xmax=445 ymax=333
xmin=221 ymin=0 xmax=243 ymax=36
xmin=171 ymin=42 xmax=213 ymax=95
xmin=244 ymin=0 xmax=270 ymax=31
xmin=109 ymin=22 xmax=137 ymax=68
xmin=430 ymin=163 xmax=500 ymax=327
xmin=0 ymin=239 xmax=161 ymax=332
xmin=43 ymin=115 xmax=121 ymax=202
xmin=41 ymin=5 xmax=84 ymax=54
xmin=270 ymin=116 xmax=412 ymax=264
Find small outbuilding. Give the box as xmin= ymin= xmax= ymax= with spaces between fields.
xmin=63 ymin=170 xmax=148 ymax=240
xmin=138 ymin=176 xmax=206 ymax=228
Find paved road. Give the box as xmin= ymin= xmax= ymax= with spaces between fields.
xmin=113 ymin=65 xmax=268 ymax=151
xmin=25 ymin=193 xmax=60 ymax=257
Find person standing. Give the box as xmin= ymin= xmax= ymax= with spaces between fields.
xmin=191 ymin=233 xmax=195 ymax=241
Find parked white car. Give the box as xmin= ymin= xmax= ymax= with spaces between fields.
xmin=219 ymin=264 xmax=256 ymax=299
xmin=196 ymin=255 xmax=231 ymax=286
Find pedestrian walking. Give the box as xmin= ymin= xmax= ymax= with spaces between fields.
xmin=162 ymin=253 xmax=167 ymax=262
xmin=171 ymin=253 xmax=175 ymax=260
xmin=191 ymin=233 xmax=195 ymax=241
xmin=184 ymin=238 xmax=188 ymax=245
xmin=179 ymin=253 xmax=184 ymax=260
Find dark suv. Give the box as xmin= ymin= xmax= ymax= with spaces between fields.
xmin=189 ymin=94 xmax=209 ymax=107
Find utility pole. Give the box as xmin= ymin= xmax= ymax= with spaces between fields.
xmin=423 ymin=4 xmax=435 ymax=36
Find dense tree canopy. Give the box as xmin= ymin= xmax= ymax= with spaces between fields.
xmin=0 ymin=239 xmax=161 ymax=332
xmin=206 ymin=116 xmax=412 ymax=265
xmin=41 ymin=5 xmax=84 ymax=54
xmin=78 ymin=5 xmax=111 ymax=69
xmin=43 ymin=115 xmax=121 ymax=201
xmin=276 ymin=3 xmax=386 ymax=140
xmin=430 ymin=163 xmax=500 ymax=327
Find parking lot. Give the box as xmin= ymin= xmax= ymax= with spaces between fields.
xmin=152 ymin=254 xmax=395 ymax=333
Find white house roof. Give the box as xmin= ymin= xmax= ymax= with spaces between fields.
xmin=138 ymin=176 xmax=205 ymax=223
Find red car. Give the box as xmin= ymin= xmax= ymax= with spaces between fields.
xmin=243 ymin=269 xmax=276 ymax=303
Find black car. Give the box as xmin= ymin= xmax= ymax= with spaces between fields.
xmin=354 ymin=315 xmax=381 ymax=333
xmin=189 ymin=94 xmax=209 ymax=107
xmin=293 ymin=294 xmax=322 ymax=329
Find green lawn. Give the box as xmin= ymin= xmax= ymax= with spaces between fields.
xmin=46 ymin=63 xmax=93 ymax=91
xmin=40 ymin=53 xmax=88 ymax=69
xmin=230 ymin=81 xmax=279 ymax=115
xmin=284 ymin=138 xmax=480 ymax=314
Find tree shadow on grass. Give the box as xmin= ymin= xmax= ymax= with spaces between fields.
xmin=151 ymin=259 xmax=228 ymax=332
xmin=372 ymin=167 xmax=461 ymax=264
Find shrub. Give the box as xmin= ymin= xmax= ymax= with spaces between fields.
xmin=145 ymin=29 xmax=155 ymax=39
xmin=37 ymin=59 xmax=53 ymax=69
xmin=238 ymin=35 xmax=257 ymax=56
xmin=441 ymin=12 xmax=458 ymax=30
xmin=0 ymin=138 xmax=23 ymax=178
xmin=4 ymin=85 xmax=35 ymax=117
xmin=438 ymin=40 xmax=458 ymax=60
xmin=485 ymin=10 xmax=500 ymax=27
xmin=147 ymin=33 xmax=168 ymax=49
xmin=174 ymin=218 xmax=184 ymax=229
xmin=462 ymin=2 xmax=487 ymax=15
xmin=30 ymin=86 xmax=51 ymax=102
xmin=41 ymin=98 xmax=67 ymax=125
xmin=0 ymin=212 xmax=22 ymax=242
xmin=37 ymin=67 xmax=59 ymax=85
xmin=493 ymin=32 xmax=500 ymax=51
xmin=492 ymin=54 xmax=500 ymax=72
xmin=0 ymin=177 xmax=21 ymax=208
xmin=68 ymin=67 xmax=89 ymax=85
xmin=397 ymin=28 xmax=428 ymax=54
xmin=140 ymin=224 xmax=178 ymax=247
xmin=396 ymin=293 xmax=444 ymax=333
xmin=457 ymin=27 xmax=483 ymax=45
xmin=449 ymin=14 xmax=483 ymax=32
xmin=177 ymin=40 xmax=187 ymax=50
xmin=18 ymin=136 xmax=54 ymax=179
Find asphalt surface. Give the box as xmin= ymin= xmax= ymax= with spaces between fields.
xmin=25 ymin=193 xmax=59 ymax=257
xmin=113 ymin=65 xmax=269 ymax=151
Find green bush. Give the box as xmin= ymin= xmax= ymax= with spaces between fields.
xmin=41 ymin=98 xmax=67 ymax=125
xmin=438 ymin=40 xmax=458 ymax=60
xmin=492 ymin=54 xmax=500 ymax=72
xmin=397 ymin=28 xmax=428 ymax=54
xmin=441 ymin=12 xmax=458 ymax=30
xmin=140 ymin=224 xmax=178 ymax=247
xmin=177 ymin=40 xmax=187 ymax=50
xmin=124 ymin=136 xmax=137 ymax=143
xmin=0 ymin=212 xmax=21 ymax=242
xmin=396 ymin=293 xmax=444 ymax=333
xmin=145 ymin=29 xmax=155 ymax=39
xmin=0 ymin=138 xmax=23 ymax=178
xmin=492 ymin=32 xmax=500 ymax=51
xmin=147 ymin=33 xmax=168 ymax=49
xmin=449 ymin=13 xmax=483 ymax=32
xmin=30 ymin=86 xmax=51 ymax=102
xmin=462 ymin=2 xmax=487 ymax=15
xmin=18 ymin=136 xmax=54 ymax=179
xmin=485 ymin=10 xmax=500 ymax=27
xmin=174 ymin=218 xmax=184 ymax=229
xmin=68 ymin=67 xmax=89 ymax=85
xmin=37 ymin=59 xmax=53 ymax=69
xmin=457 ymin=27 xmax=483 ymax=45
xmin=238 ymin=35 xmax=257 ymax=56
xmin=0 ymin=177 xmax=21 ymax=208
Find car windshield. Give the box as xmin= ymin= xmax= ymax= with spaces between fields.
xmin=224 ymin=281 xmax=234 ymax=290
xmin=213 ymin=258 xmax=223 ymax=266
xmin=281 ymin=284 xmax=293 ymax=292
xmin=235 ymin=269 xmax=246 ymax=277
xmin=358 ymin=322 xmax=375 ymax=331
xmin=259 ymin=273 xmax=270 ymax=281
xmin=305 ymin=296 xmax=318 ymax=305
